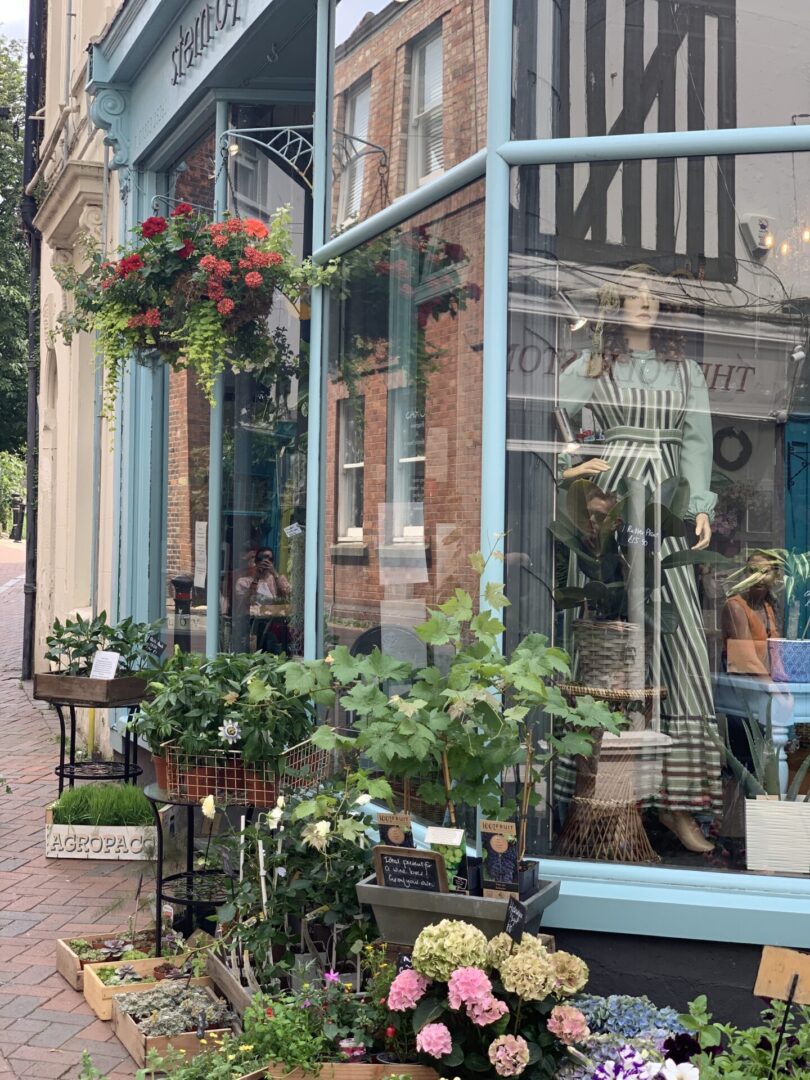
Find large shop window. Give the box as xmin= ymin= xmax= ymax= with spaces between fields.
xmin=507 ymin=151 xmax=810 ymax=876
xmin=330 ymin=0 xmax=488 ymax=235
xmin=513 ymin=0 xmax=810 ymax=141
xmin=325 ymin=181 xmax=485 ymax=657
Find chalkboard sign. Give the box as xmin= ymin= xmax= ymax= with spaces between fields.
xmin=373 ymin=845 xmax=448 ymax=893
xmin=396 ymin=953 xmax=413 ymax=973
xmin=144 ymin=634 xmax=167 ymax=658
xmin=504 ymin=896 xmax=527 ymax=943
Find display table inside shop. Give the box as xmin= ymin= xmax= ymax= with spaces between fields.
xmin=144 ymin=785 xmax=249 ymax=956
xmin=712 ymin=673 xmax=810 ymax=795
xmin=554 ymin=685 xmax=669 ymax=864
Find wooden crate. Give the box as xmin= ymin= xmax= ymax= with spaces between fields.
xmin=205 ymin=951 xmax=254 ymax=1015
xmin=83 ymin=954 xmax=207 ymax=1020
xmin=45 ymin=807 xmax=157 ymax=861
xmin=264 ymin=1067 xmax=439 ymax=1080
xmin=33 ymin=672 xmax=148 ymax=706
xmin=111 ymin=979 xmax=232 ymax=1067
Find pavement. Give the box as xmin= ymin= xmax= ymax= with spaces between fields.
xmin=0 ymin=539 xmax=139 ymax=1079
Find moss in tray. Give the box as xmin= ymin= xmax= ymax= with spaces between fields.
xmin=51 ymin=782 xmax=154 ymax=827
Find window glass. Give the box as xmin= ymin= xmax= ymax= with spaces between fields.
xmin=325 ymin=180 xmax=485 ymax=656
xmin=216 ymin=103 xmax=313 ymax=657
xmin=161 ymin=125 xmax=216 ymax=654
xmin=331 ymin=0 xmax=488 ymax=235
xmin=513 ymin=0 xmax=810 ymax=140
xmin=507 ymin=152 xmax=810 ymax=874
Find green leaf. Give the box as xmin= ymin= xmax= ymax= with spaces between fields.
xmin=484 ymin=580 xmax=511 ymax=610
xmin=470 ymin=611 xmax=505 ymax=640
xmin=412 ymin=996 xmax=444 ymax=1033
xmin=468 ymin=551 xmax=486 ymax=575
xmin=216 ymin=902 xmax=236 ymax=923
xmin=444 ymin=1043 xmax=464 ymax=1067
xmin=328 ymin=645 xmax=361 ymax=684
xmin=415 ymin=613 xmax=453 ymax=646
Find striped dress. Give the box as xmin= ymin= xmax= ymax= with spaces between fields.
xmin=557 ymin=350 xmax=723 ymax=818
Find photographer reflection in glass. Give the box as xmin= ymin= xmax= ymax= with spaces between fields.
xmin=559 ymin=265 xmax=720 ymax=855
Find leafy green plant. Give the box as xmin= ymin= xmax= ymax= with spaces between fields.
xmin=0 ymin=450 xmax=24 ymax=532
xmin=679 ymin=994 xmax=810 ymax=1078
xmin=717 ymin=712 xmax=810 ymax=802
xmin=50 ymin=782 xmax=155 ymax=826
xmin=130 ymin=648 xmax=317 ymax=762
xmin=288 ymin=545 xmax=623 ymax=856
xmin=44 ymin=611 xmax=164 ymax=676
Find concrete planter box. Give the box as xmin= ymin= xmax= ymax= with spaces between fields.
xmin=45 ymin=807 xmax=156 ymax=860
xmin=33 ymin=672 xmax=148 ymax=706
xmin=746 ymin=797 xmax=810 ymax=873
xmin=356 ymin=874 xmax=560 ymax=945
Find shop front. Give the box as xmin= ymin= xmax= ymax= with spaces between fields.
xmin=86 ymin=0 xmax=810 ymax=997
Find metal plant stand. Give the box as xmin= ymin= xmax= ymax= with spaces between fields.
xmin=145 ymin=784 xmax=248 ymax=956
xmin=53 ymin=700 xmax=142 ymax=795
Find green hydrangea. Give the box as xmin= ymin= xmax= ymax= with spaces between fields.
xmin=499 ymin=937 xmax=555 ymax=1001
xmin=411 ymin=919 xmax=489 ymax=981
xmin=486 ymin=932 xmax=515 ymax=972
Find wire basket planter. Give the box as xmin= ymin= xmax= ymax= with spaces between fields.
xmin=163 ymin=737 xmax=334 ymax=806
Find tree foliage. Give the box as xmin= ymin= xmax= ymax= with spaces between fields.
xmin=0 ymin=37 xmax=27 ymax=454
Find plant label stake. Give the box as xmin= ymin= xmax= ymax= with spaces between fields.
xmin=504 ymin=896 xmax=527 ymax=944
xmin=257 ymin=840 xmax=268 ymax=916
xmin=238 ymin=814 xmax=245 ymax=882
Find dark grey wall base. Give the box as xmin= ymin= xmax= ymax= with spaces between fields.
xmin=550 ymin=928 xmax=764 ymax=1026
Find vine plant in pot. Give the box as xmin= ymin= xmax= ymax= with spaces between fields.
xmin=35 ymin=612 xmax=164 ymax=707
xmin=285 ymin=547 xmax=624 ymax=940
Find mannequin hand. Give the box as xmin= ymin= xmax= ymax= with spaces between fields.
xmin=691 ymin=513 xmax=712 ymax=551
xmin=562 ymin=459 xmax=611 ymax=481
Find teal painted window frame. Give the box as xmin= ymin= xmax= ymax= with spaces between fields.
xmin=308 ymin=0 xmax=810 ymax=947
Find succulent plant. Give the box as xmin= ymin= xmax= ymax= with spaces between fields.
xmin=115 ymin=983 xmax=233 ymax=1037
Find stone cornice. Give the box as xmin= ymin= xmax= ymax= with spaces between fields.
xmin=33 ymin=160 xmax=105 ymax=249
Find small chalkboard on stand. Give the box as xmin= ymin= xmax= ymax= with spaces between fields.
xmin=373 ymin=845 xmax=449 ymax=893
xmin=504 ymin=895 xmax=527 ymax=943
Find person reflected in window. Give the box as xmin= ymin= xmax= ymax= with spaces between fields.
xmin=236 ymin=546 xmax=291 ymax=606
xmin=722 ymin=552 xmax=781 ymax=679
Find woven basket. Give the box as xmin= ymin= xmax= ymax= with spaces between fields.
xmin=163 ymin=737 xmax=333 ymax=806
xmin=572 ymin=620 xmax=645 ymax=691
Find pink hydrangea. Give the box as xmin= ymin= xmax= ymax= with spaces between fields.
xmin=547 ymin=1004 xmax=590 ymax=1045
xmin=447 ymin=966 xmax=493 ymax=1010
xmin=387 ymin=968 xmax=430 ymax=1011
xmin=468 ymin=994 xmax=510 ymax=1026
xmin=488 ymin=1034 xmax=530 ymax=1077
xmin=416 ymin=1023 xmax=452 ymax=1058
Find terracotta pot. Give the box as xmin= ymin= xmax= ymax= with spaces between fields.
xmin=152 ymin=754 xmax=168 ymax=790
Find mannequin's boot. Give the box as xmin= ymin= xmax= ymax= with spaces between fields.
xmin=658 ymin=810 xmax=714 ymax=854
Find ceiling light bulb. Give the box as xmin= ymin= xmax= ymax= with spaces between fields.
xmin=780 ymin=241 xmax=790 ymax=255
xmin=803 ymin=229 xmax=810 ymax=242
xmin=764 ymin=233 xmax=775 ymax=249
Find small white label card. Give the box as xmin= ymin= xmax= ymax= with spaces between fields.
xmin=284 ymin=522 xmax=304 ymax=538
xmin=90 ymin=651 xmax=121 ymax=680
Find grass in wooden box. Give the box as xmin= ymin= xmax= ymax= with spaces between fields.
xmin=83 ymin=954 xmax=207 ymax=1020
xmin=111 ymin=979 xmax=233 ymax=1067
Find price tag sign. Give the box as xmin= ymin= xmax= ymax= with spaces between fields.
xmin=90 ymin=651 xmax=121 ymax=680
xmin=144 ymin=634 xmax=167 ymax=658
xmin=373 ymin=845 xmax=448 ymax=893
xmin=503 ymin=896 xmax=527 ymax=944
xmin=284 ymin=522 xmax=304 ymax=538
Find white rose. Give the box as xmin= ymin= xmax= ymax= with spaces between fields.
xmin=354 ymin=793 xmax=372 ymax=806
xmin=200 ymin=795 xmax=216 ymax=820
xmin=313 ymin=819 xmax=331 ymax=838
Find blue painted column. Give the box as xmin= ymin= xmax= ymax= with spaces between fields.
xmin=479 ymin=0 xmax=514 ymax=603
xmin=303 ymin=0 xmax=333 ymax=659
xmin=205 ymin=99 xmax=230 ymax=657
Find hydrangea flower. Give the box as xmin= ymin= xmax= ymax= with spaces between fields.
xmin=550 ymin=951 xmax=590 ymax=996
xmin=574 ymin=995 xmax=686 ymax=1040
xmin=499 ymin=942 xmax=555 ymax=1001
xmin=548 ymin=1004 xmax=591 ymax=1045
xmin=487 ymin=932 xmax=515 ymax=971
xmin=447 ymin=967 xmax=493 ymax=1010
xmin=412 ymin=920 xmax=489 ymax=981
xmin=468 ymin=994 xmax=509 ymax=1026
xmin=415 ymin=1022 xmax=452 ymax=1058
xmin=387 ymin=968 xmax=430 ymax=1011
xmin=488 ymin=1034 xmax=531 ymax=1077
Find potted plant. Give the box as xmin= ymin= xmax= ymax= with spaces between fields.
xmin=719 ymin=713 xmax=810 ymax=873
xmin=55 ymin=205 xmax=337 ymax=415
xmin=35 ymin=611 xmax=163 ymax=707
xmin=111 ymin=979 xmax=236 ymax=1066
xmin=285 ymin=546 xmax=623 ymax=940
xmin=45 ymin=782 xmax=158 ymax=861
xmin=724 ymin=547 xmax=810 ymax=682
xmin=131 ymin=650 xmax=328 ymax=803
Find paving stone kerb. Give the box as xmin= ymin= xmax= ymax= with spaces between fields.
xmin=0 ymin=542 xmax=138 ymax=1079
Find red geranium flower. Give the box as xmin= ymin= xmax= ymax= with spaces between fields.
xmin=212 ymin=234 xmax=229 ymax=248
xmin=266 ymin=251 xmax=283 ymax=266
xmin=178 ymin=239 xmax=194 ymax=259
xmin=171 ymin=202 xmax=194 ymax=217
xmin=207 ymin=281 xmax=225 ymax=301
xmin=199 ymin=254 xmax=219 ymax=272
xmin=141 ymin=216 xmax=168 ymax=239
xmin=226 ymin=217 xmax=243 ymax=233
xmin=143 ymin=308 xmax=161 ymax=327
xmin=244 ymin=218 xmax=269 ymax=239
xmin=244 ymin=271 xmax=263 ymax=288
xmin=216 ymin=298 xmax=235 ymax=316
xmin=117 ymin=254 xmax=144 ymax=277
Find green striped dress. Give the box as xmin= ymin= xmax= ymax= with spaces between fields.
xmin=557 ymin=350 xmax=723 ymax=818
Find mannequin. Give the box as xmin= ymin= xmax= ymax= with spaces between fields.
xmin=559 ymin=267 xmax=721 ymax=855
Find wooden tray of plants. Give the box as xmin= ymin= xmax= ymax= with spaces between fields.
xmin=111 ymin=978 xmax=234 ymax=1067
xmin=56 ymin=929 xmax=185 ymax=992
xmin=262 ymin=1067 xmax=439 ymax=1080
xmin=83 ymin=954 xmax=207 ymax=1020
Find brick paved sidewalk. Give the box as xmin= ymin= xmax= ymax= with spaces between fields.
xmin=0 ymin=542 xmax=140 ymax=1079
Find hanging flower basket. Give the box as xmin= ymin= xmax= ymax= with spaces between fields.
xmin=55 ymin=205 xmax=337 ymax=415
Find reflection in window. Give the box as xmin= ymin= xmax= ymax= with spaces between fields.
xmin=507 ymin=152 xmax=810 ymax=876
xmin=408 ymin=28 xmax=444 ymax=190
xmin=338 ymin=81 xmax=372 ymax=225
xmin=325 ymin=182 xmax=485 ymax=653
xmin=337 ymin=397 xmax=365 ymax=541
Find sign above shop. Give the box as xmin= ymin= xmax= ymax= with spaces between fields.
xmin=171 ymin=0 xmax=240 ymax=86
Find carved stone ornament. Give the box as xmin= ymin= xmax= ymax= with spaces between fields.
xmin=50 ymin=247 xmax=73 ymax=272
xmin=78 ymin=204 xmax=103 ymax=242
xmin=89 ymin=86 xmax=129 ymax=169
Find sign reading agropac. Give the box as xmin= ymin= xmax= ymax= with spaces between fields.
xmin=171 ymin=0 xmax=240 ymax=85
xmin=46 ymin=824 xmax=157 ymax=861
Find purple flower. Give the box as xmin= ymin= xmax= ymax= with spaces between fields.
xmin=324 ymin=969 xmax=341 ymax=984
